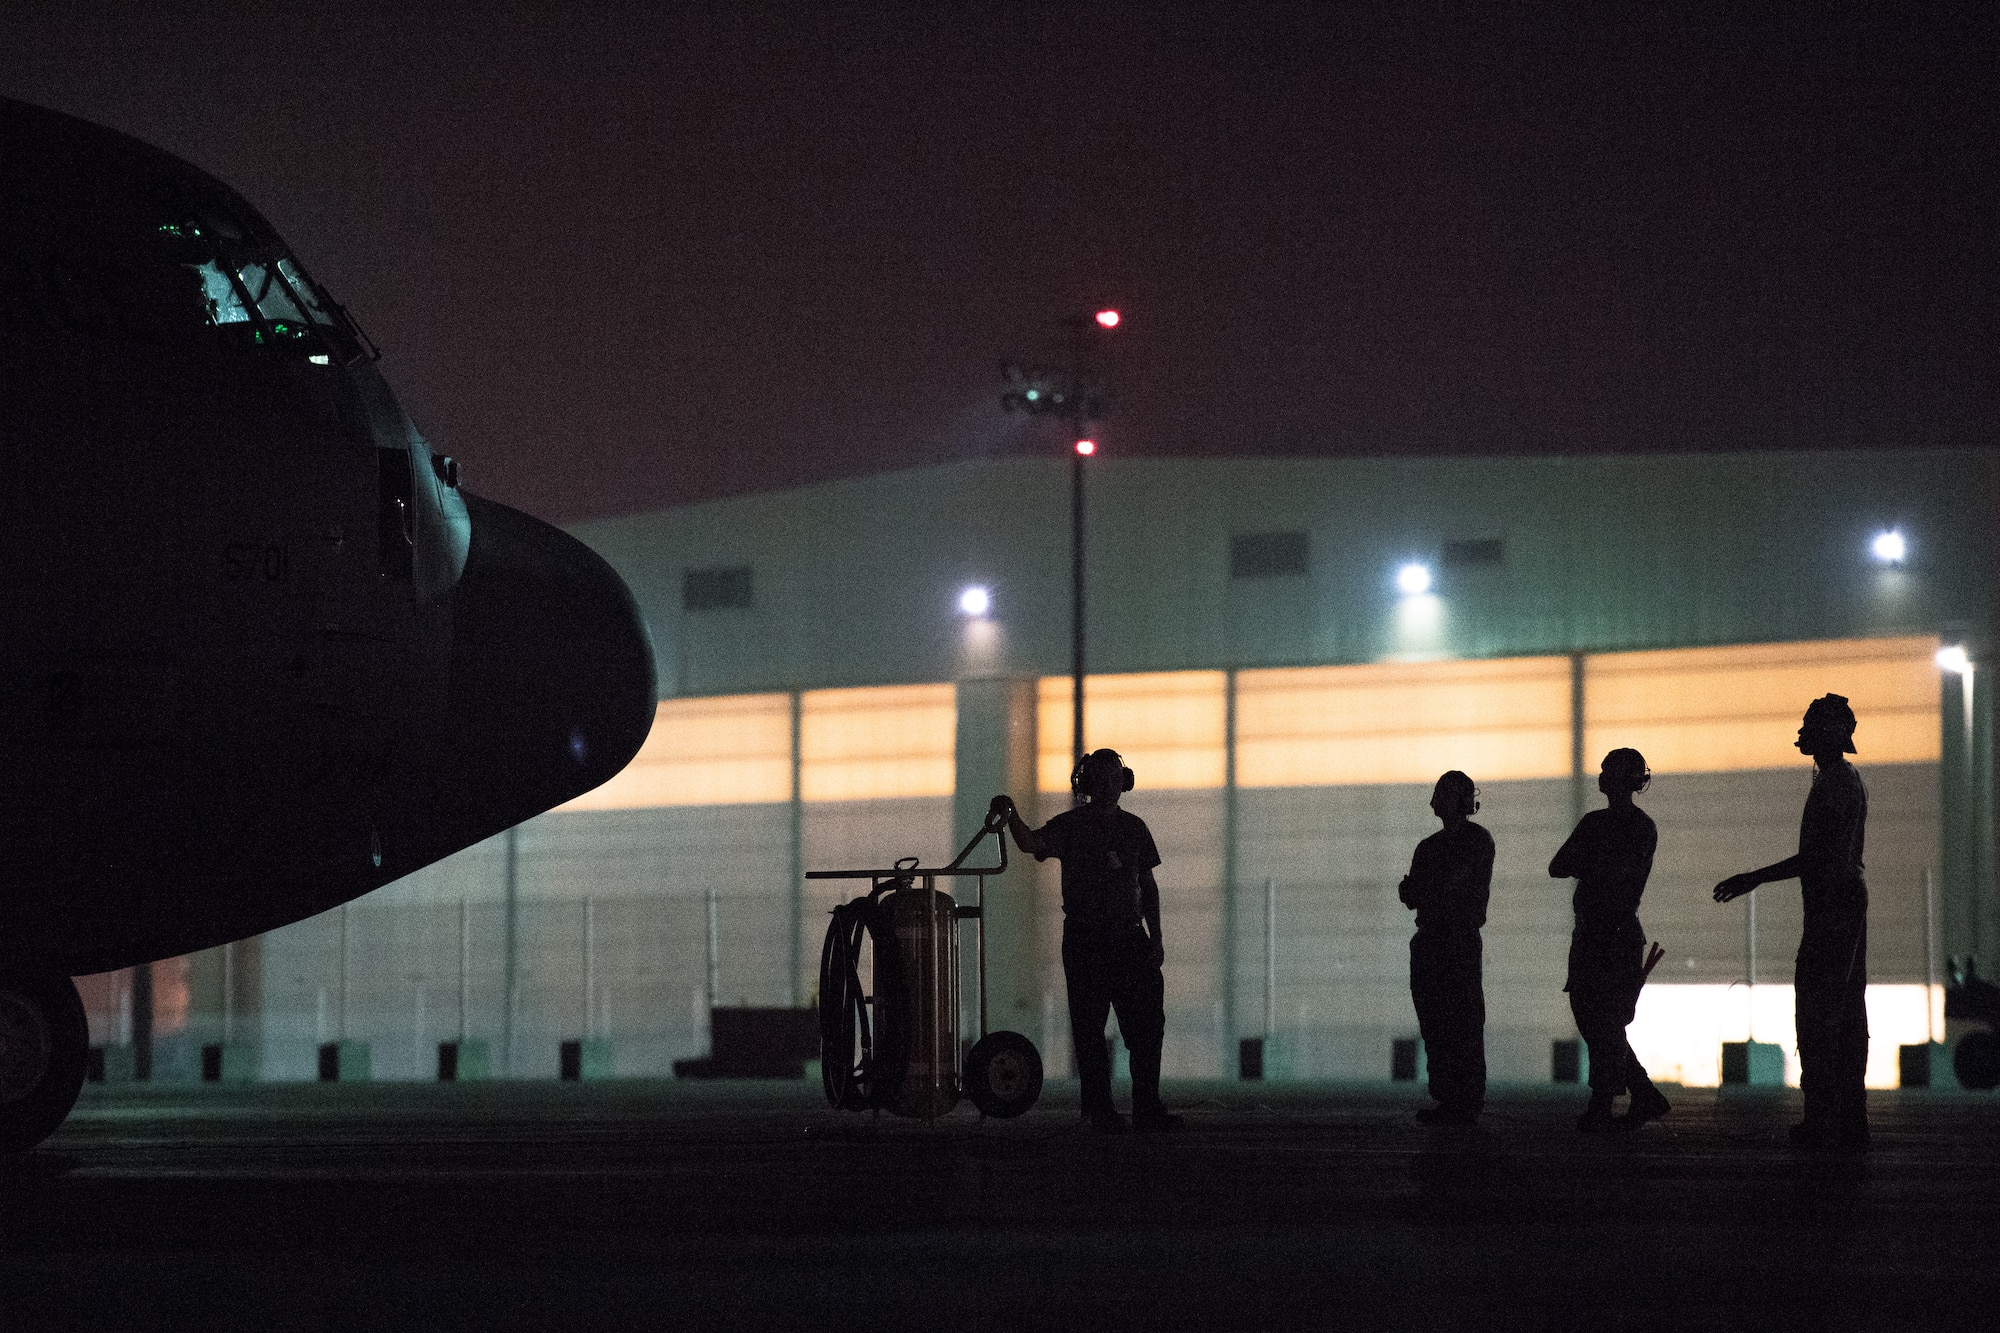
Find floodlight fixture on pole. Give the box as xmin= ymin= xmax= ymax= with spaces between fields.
xmin=999 ymin=309 xmax=1123 ymax=781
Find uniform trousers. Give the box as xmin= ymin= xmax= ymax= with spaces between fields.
xmin=1410 ymin=928 xmax=1486 ymax=1113
xmin=1566 ymin=920 xmax=1658 ymax=1099
xmin=1568 ymin=987 xmax=1659 ymax=1097
xmin=1796 ymin=883 xmax=1869 ymax=1133
xmin=1062 ymin=924 xmax=1167 ymax=1115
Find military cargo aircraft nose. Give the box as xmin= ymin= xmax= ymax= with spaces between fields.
xmin=436 ymin=494 xmax=657 ymax=842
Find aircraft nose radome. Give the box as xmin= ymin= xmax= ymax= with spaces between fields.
xmin=440 ymin=494 xmax=658 ymax=836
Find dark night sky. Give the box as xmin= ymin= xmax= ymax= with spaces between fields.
xmin=3 ymin=3 xmax=1992 ymax=523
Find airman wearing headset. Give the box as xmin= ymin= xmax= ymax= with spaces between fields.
xmin=1398 ymin=770 xmax=1495 ymax=1125
xmin=1550 ymin=748 xmax=1670 ymax=1131
xmin=992 ymin=749 xmax=1180 ymax=1133
xmin=1714 ymin=693 xmax=1871 ymax=1149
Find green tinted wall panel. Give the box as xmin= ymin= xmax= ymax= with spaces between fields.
xmin=573 ymin=449 xmax=1996 ymax=698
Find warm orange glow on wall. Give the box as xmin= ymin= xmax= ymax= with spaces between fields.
xmin=1039 ymin=672 xmax=1228 ymax=792
xmin=1585 ymin=636 xmax=1941 ymax=774
xmin=1236 ymin=657 xmax=1572 ymax=788
xmin=801 ymin=684 xmax=956 ymax=801
xmin=563 ymin=636 xmax=1941 ymax=810
xmin=560 ymin=694 xmax=793 ymax=810
xmin=154 ymin=955 xmax=190 ymax=1036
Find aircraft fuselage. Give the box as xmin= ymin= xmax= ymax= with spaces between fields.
xmin=0 ymin=97 xmax=656 ymax=975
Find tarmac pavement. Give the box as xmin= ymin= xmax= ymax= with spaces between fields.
xmin=2 ymin=1078 xmax=1996 ymax=1331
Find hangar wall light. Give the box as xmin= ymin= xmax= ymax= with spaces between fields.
xmin=958 ymin=585 xmax=992 ymax=618
xmin=1396 ymin=563 xmax=1432 ymax=597
xmin=1871 ymin=531 xmax=1907 ymax=565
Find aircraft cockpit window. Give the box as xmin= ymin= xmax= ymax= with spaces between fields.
xmin=149 ymin=202 xmax=364 ymax=359
xmin=274 ymin=259 xmax=335 ymax=326
xmin=192 ymin=260 xmax=252 ymax=325
xmin=233 ymin=260 xmax=315 ymax=341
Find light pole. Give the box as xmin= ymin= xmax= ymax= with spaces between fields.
xmin=1001 ymin=310 xmax=1120 ymax=780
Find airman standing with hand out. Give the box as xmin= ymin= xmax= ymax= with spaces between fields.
xmin=1714 ymin=694 xmax=1871 ymax=1149
xmin=993 ymin=748 xmax=1180 ymax=1134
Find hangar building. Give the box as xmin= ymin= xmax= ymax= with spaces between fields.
xmin=90 ymin=447 xmax=1998 ymax=1088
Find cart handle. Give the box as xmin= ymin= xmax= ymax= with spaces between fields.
xmin=805 ymin=803 xmax=1011 ymax=880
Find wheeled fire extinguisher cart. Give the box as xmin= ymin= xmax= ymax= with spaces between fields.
xmin=815 ymin=803 xmax=1044 ymax=1120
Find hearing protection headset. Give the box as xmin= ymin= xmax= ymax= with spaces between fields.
xmin=1433 ymin=770 xmax=1478 ymax=816
xmin=1071 ymin=748 xmax=1135 ymax=798
xmin=1602 ymin=747 xmax=1652 ymax=794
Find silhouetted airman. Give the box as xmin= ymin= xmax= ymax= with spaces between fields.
xmin=1551 ymin=748 xmax=1671 ymax=1131
xmin=1714 ymin=694 xmax=1871 ymax=1149
xmin=996 ymin=749 xmax=1180 ymax=1133
xmin=1399 ymin=771 xmax=1493 ymax=1125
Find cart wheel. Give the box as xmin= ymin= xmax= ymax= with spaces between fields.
xmin=1955 ymin=1030 xmax=2000 ymax=1091
xmin=964 ymin=1031 xmax=1043 ymax=1118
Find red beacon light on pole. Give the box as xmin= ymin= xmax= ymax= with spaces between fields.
xmin=1074 ymin=439 xmax=1097 ymax=456
xmin=1094 ymin=309 xmax=1120 ymax=329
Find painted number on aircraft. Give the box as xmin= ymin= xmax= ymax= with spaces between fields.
xmin=224 ymin=542 xmax=289 ymax=583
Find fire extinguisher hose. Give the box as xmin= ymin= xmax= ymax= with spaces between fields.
xmin=819 ymin=886 xmax=883 ymax=1110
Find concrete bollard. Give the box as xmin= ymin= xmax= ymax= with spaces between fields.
xmin=559 ymin=1039 xmax=614 ymax=1081
xmin=1551 ymin=1039 xmax=1586 ymax=1085
xmin=200 ymin=1042 xmax=259 ymax=1083
xmin=87 ymin=1043 xmax=138 ymax=1083
xmin=437 ymin=1040 xmax=492 ymax=1082
xmin=1898 ymin=1041 xmax=1954 ymax=1089
xmin=317 ymin=1041 xmax=371 ymax=1082
xmin=1720 ymin=1040 xmax=1784 ymax=1086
